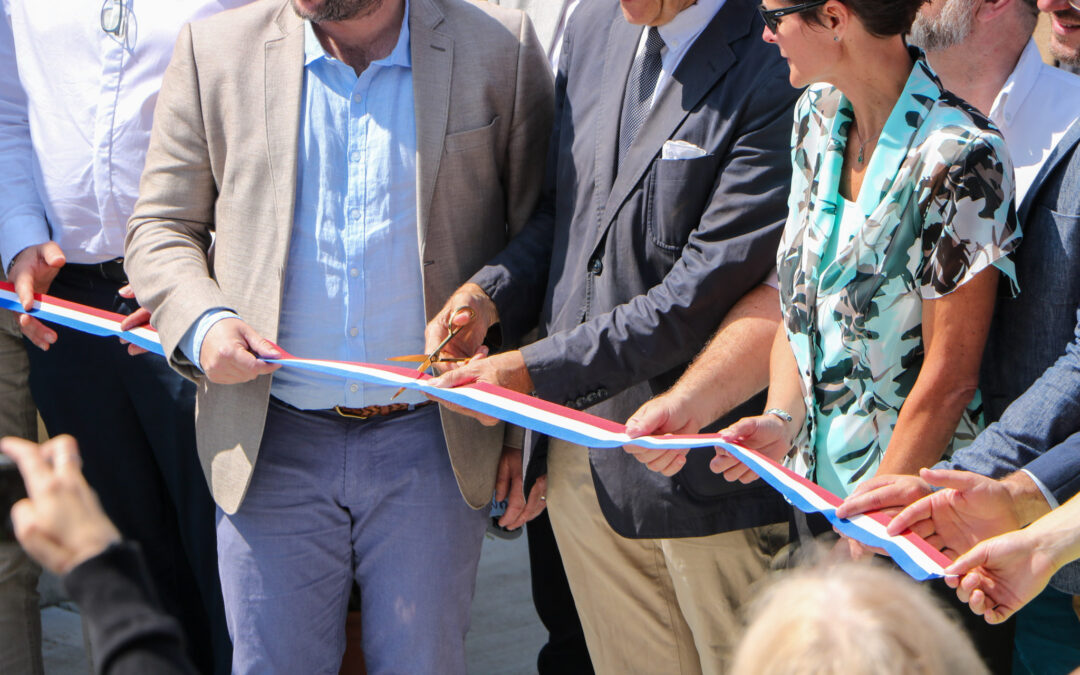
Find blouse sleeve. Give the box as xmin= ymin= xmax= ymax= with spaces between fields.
xmin=919 ymin=132 xmax=1022 ymax=299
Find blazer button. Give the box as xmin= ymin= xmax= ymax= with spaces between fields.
xmin=590 ymin=258 xmax=603 ymax=275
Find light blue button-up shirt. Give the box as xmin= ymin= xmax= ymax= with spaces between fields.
xmin=182 ymin=8 xmax=426 ymax=409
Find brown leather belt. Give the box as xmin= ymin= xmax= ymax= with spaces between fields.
xmin=332 ymin=400 xmax=435 ymax=420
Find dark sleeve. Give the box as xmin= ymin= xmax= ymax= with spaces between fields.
xmin=523 ymin=65 xmax=796 ymax=403
xmin=63 ymin=542 xmax=196 ymax=675
xmin=469 ymin=9 xmax=571 ymax=344
xmin=942 ymin=308 xmax=1080 ymax=480
xmin=1024 ymin=430 xmax=1080 ymax=504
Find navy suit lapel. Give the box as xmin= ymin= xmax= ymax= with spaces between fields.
xmin=591 ymin=17 xmax=641 ymax=223
xmin=595 ymin=1 xmax=749 ymax=252
xmin=1020 ymin=119 xmax=1080 ymax=222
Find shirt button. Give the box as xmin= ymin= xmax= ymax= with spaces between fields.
xmin=590 ymin=258 xmax=603 ymax=275
xmin=349 ymin=383 xmax=359 ymax=393
xmin=349 ymin=208 xmax=360 ymax=221
xmin=353 ymin=92 xmax=362 ymax=102
xmin=349 ymin=327 xmax=359 ymax=337
xmin=349 ymin=149 xmax=361 ymax=162
xmin=350 ymin=267 xmax=360 ymax=278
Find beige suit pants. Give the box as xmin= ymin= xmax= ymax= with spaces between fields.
xmin=547 ymin=438 xmax=786 ymax=675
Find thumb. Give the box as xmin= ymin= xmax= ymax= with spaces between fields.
xmin=625 ymin=403 xmax=666 ymax=438
xmin=240 ymin=324 xmax=281 ymax=358
xmin=430 ymin=366 xmax=477 ymax=389
xmin=720 ymin=416 xmax=758 ymax=442
xmin=946 ymin=541 xmax=990 ymax=577
xmin=42 ymin=242 xmax=66 ymax=269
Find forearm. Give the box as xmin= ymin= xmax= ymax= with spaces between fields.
xmin=663 ymin=284 xmax=780 ymax=426
xmin=876 ymin=374 xmax=976 ymax=475
xmin=1018 ymin=491 xmax=1080 ymax=574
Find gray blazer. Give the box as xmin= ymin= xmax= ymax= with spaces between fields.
xmin=943 ymin=121 xmax=1080 ymax=594
xmin=488 ymin=0 xmax=569 ymax=54
xmin=472 ymin=0 xmax=799 ymax=538
xmin=125 ymin=0 xmax=553 ymax=514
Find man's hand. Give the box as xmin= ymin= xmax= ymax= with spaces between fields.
xmin=425 ymin=283 xmax=499 ymax=372
xmin=834 ymin=473 xmax=933 ymax=521
xmin=882 ymin=468 xmax=1029 ymax=559
xmin=9 ymin=242 xmax=66 ymax=350
xmin=117 ymin=284 xmax=151 ymax=356
xmin=622 ymin=391 xmax=708 ymax=476
xmin=1 ymin=435 xmax=121 ymax=576
xmin=944 ymin=529 xmax=1057 ymax=625
xmin=199 ymin=317 xmax=282 ymax=384
xmin=427 ymin=351 xmax=533 ymax=426
xmin=710 ymin=414 xmax=793 ymax=483
xmin=494 ymin=446 xmax=546 ymax=530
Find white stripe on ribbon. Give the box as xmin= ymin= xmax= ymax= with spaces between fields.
xmin=0 ymin=282 xmax=950 ymax=580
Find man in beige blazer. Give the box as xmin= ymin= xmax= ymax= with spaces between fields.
xmin=124 ymin=0 xmax=552 ymax=671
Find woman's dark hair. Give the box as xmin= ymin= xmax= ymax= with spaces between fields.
xmin=802 ymin=0 xmax=928 ymax=38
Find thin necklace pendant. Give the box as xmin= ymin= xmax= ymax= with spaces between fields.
xmin=857 ymin=144 xmax=864 ymax=164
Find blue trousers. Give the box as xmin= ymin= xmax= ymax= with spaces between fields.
xmin=217 ymin=401 xmax=488 ymax=674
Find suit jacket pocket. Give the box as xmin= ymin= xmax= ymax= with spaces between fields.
xmin=647 ymin=153 xmax=721 ymax=251
xmin=444 ymin=116 xmax=500 ymax=154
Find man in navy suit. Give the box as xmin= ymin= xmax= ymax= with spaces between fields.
xmin=426 ymin=0 xmax=799 ymax=670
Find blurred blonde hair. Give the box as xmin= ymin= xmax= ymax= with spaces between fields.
xmin=731 ymin=559 xmax=988 ymax=675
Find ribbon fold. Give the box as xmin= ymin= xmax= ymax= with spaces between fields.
xmin=0 ymin=281 xmax=951 ymax=581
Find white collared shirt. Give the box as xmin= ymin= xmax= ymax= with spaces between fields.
xmin=0 ymin=1 xmax=251 ymax=268
xmin=990 ymin=39 xmax=1080 ymax=204
xmin=632 ymin=0 xmax=726 ymax=106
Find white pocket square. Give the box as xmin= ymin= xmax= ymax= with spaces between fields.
xmin=661 ymin=139 xmax=707 ymax=160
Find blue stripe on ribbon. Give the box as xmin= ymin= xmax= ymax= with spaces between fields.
xmin=1 ymin=288 xmax=946 ymax=580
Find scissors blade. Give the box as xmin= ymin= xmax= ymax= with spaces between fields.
xmin=390 ymin=307 xmax=474 ymax=400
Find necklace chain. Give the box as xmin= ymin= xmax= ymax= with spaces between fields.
xmin=851 ymin=118 xmax=881 ymax=165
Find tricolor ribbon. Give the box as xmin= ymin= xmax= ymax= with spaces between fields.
xmin=0 ymin=281 xmax=951 ymax=581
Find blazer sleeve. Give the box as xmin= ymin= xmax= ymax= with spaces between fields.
xmin=943 ymin=307 xmax=1080 ymax=482
xmin=468 ymin=10 xmax=567 ymax=343
xmin=522 ymin=64 xmax=796 ymax=404
xmin=124 ymin=23 xmax=227 ymax=378
xmin=1023 ymin=430 xmax=1080 ymax=504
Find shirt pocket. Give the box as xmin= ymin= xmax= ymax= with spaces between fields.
xmin=444 ymin=116 xmax=500 ymax=154
xmin=646 ymin=153 xmax=720 ymax=251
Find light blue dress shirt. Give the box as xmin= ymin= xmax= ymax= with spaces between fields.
xmin=182 ymin=9 xmax=427 ymax=409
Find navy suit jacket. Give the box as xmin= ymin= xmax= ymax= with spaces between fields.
xmin=471 ymin=0 xmax=799 ymax=537
xmin=945 ymin=120 xmax=1080 ymax=592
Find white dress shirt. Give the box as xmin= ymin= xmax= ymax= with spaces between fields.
xmin=0 ymin=1 xmax=250 ymax=269
xmin=990 ymin=39 xmax=1080 ymax=204
xmin=634 ymin=0 xmax=726 ymax=106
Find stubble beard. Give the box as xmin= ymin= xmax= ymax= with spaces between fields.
xmin=291 ymin=0 xmax=384 ymax=23
xmin=908 ymin=0 xmax=980 ymax=52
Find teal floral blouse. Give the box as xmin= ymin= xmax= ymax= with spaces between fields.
xmin=777 ymin=56 xmax=1022 ymax=497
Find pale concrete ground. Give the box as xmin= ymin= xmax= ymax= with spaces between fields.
xmin=40 ymin=531 xmax=546 ymax=674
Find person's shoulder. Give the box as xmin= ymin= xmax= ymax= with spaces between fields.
xmin=190 ymin=0 xmax=288 ymax=36
xmin=436 ymin=0 xmax=526 ymax=37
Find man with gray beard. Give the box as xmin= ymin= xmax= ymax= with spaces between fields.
xmin=845 ymin=0 xmax=1080 ymax=670
xmin=123 ymin=0 xmax=553 ymax=671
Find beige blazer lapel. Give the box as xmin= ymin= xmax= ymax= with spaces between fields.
xmin=411 ymin=0 xmax=453 ymax=247
xmin=264 ymin=4 xmax=305 ymax=259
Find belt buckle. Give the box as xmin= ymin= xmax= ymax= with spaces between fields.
xmin=333 ymin=405 xmax=371 ymax=420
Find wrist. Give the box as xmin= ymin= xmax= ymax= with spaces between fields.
xmin=1004 ymin=471 xmax=1053 ymax=527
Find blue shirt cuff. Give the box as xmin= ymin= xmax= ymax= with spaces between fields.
xmin=0 ymin=214 xmax=50 ymax=272
xmin=1019 ymin=469 xmax=1060 ymax=510
xmin=179 ymin=309 xmax=238 ymax=372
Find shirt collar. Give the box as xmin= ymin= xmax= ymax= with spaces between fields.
xmin=303 ymin=0 xmax=412 ymax=69
xmin=989 ymin=39 xmax=1042 ymax=130
xmin=656 ymin=0 xmax=725 ymax=54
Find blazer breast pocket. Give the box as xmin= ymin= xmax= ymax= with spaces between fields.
xmin=1033 ymin=205 xmax=1080 ymax=305
xmin=647 ymin=153 xmax=721 ymax=251
xmin=444 ymin=116 xmax=500 ymax=154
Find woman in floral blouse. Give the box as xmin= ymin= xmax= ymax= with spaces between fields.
xmin=712 ymin=0 xmax=1021 ymax=498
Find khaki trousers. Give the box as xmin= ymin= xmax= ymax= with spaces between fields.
xmin=547 ymin=438 xmax=786 ymax=675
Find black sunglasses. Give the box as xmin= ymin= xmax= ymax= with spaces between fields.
xmin=759 ymin=0 xmax=829 ymax=32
